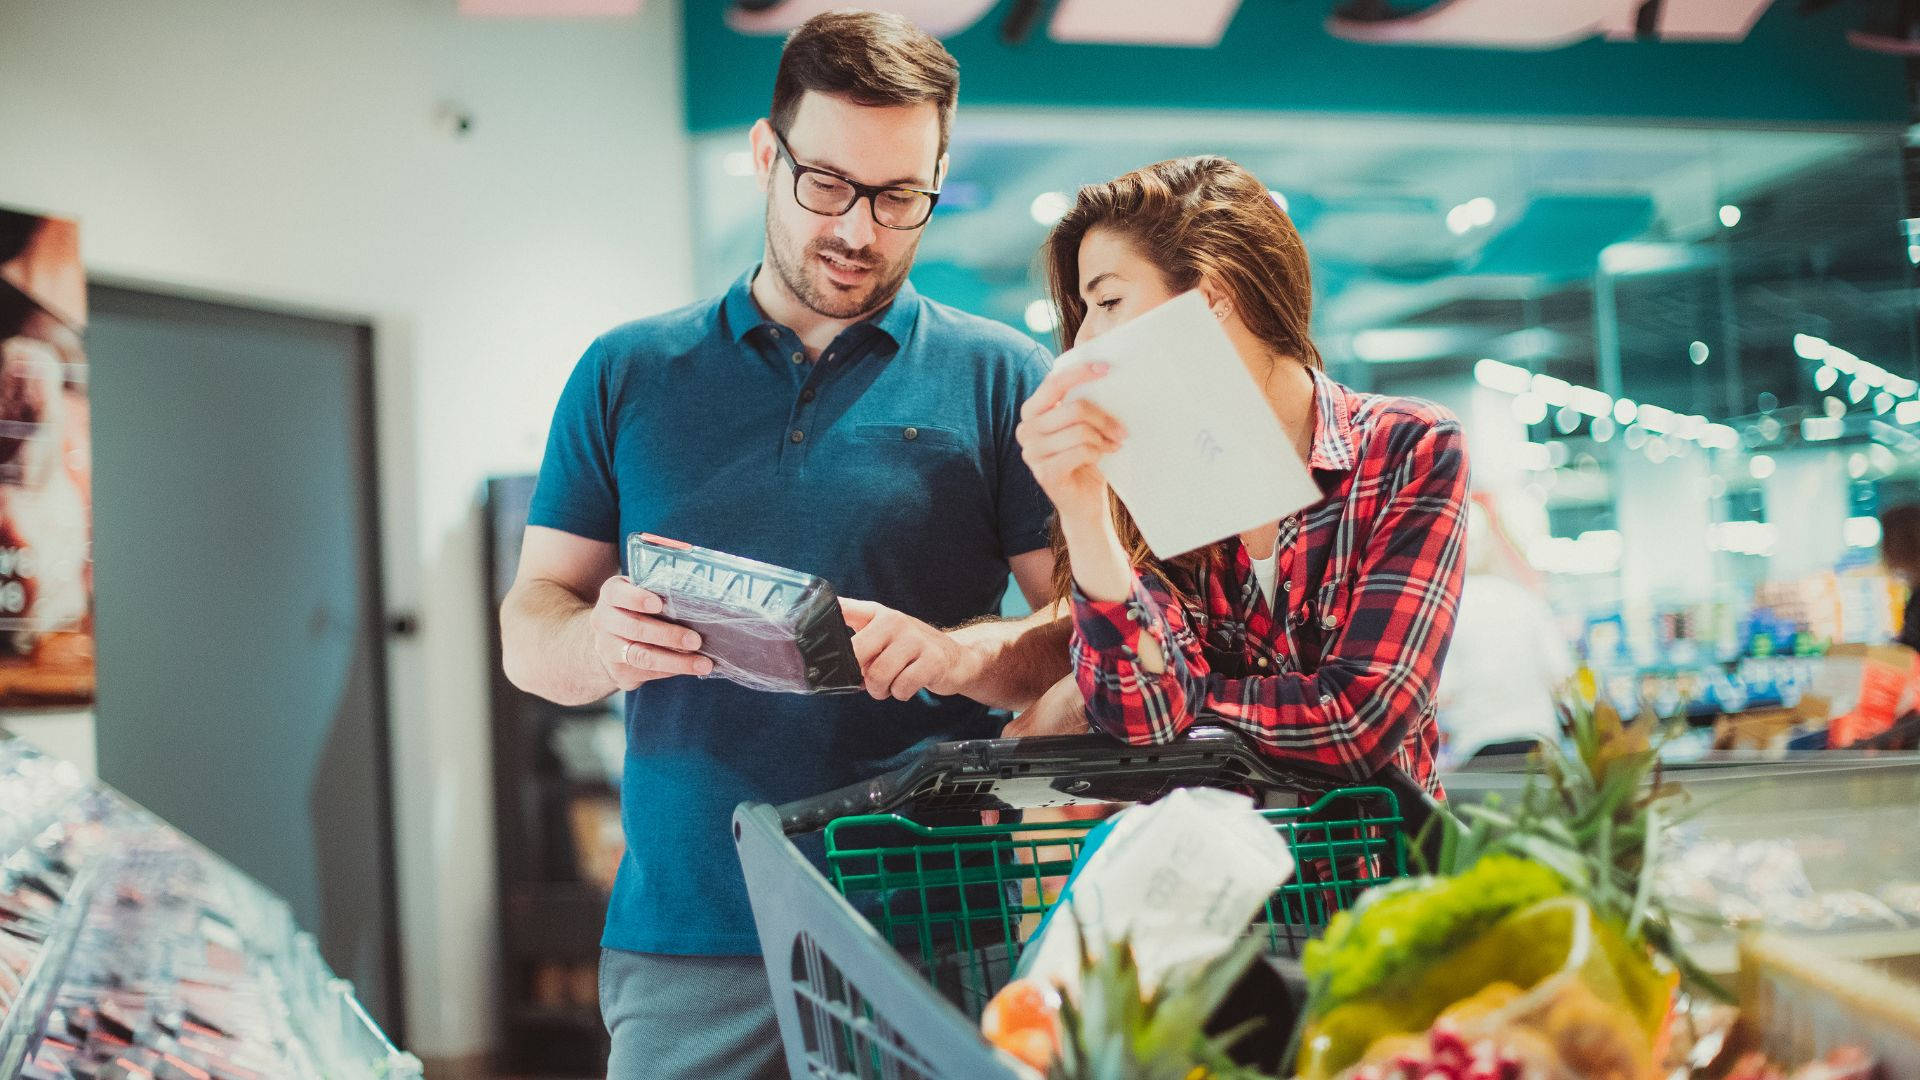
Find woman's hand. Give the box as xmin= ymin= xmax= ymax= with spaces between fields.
xmin=1016 ymin=362 xmax=1126 ymax=531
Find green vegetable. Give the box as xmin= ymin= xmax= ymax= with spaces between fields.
xmin=1302 ymin=854 xmax=1567 ymax=1014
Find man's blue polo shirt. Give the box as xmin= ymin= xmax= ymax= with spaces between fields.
xmin=528 ymin=268 xmax=1055 ymax=955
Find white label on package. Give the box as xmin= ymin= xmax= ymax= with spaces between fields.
xmin=1052 ymin=290 xmax=1320 ymax=559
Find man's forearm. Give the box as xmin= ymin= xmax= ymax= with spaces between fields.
xmin=501 ymin=580 xmax=616 ymax=707
xmin=947 ymin=606 xmax=1073 ymax=711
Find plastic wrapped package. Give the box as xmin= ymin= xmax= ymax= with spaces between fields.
xmin=1299 ymin=897 xmax=1675 ymax=1080
xmin=626 ymin=533 xmax=862 ymax=695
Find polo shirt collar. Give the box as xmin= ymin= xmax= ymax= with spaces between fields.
xmin=722 ymin=265 xmax=921 ymax=350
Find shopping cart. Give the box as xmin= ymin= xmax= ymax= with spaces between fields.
xmin=734 ymin=727 xmax=1442 ymax=1079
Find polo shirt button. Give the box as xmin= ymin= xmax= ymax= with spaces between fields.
xmin=791 ymin=351 xmax=805 ymax=365
xmin=790 ymin=429 xmax=805 ymax=444
xmin=1320 ymin=613 xmax=1338 ymax=631
xmin=903 ymin=426 xmax=919 ymax=441
xmin=1320 ymin=693 xmax=1334 ymax=707
xmin=1282 ymin=579 xmax=1292 ymax=592
xmin=1256 ymin=656 xmax=1270 ymax=670
xmin=800 ymin=388 xmax=816 ymax=403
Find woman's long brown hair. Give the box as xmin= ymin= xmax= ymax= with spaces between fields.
xmin=1042 ymin=155 xmax=1323 ymax=609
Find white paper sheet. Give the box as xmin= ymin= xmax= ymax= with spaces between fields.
xmin=1053 ymin=290 xmax=1320 ymax=558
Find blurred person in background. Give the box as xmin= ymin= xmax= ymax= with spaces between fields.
xmin=1880 ymin=503 xmax=1920 ymax=652
xmin=1432 ymin=495 xmax=1571 ymax=767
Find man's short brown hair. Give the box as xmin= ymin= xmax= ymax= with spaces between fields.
xmin=770 ymin=11 xmax=959 ymax=161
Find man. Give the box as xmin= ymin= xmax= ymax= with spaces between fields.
xmin=499 ymin=12 xmax=1069 ymax=1078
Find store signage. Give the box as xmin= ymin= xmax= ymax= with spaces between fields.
xmin=725 ymin=0 xmax=1778 ymax=49
xmin=686 ymin=0 xmax=1905 ymax=130
xmin=0 ymin=208 xmax=92 ymax=707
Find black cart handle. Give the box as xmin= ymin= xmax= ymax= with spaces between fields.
xmin=774 ymin=725 xmax=1442 ymax=846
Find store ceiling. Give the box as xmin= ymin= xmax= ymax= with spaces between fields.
xmin=692 ymin=111 xmax=1912 ymax=428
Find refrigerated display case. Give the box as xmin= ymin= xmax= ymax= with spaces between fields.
xmin=0 ymin=732 xmax=418 ymax=1079
xmin=1445 ymin=752 xmax=1920 ymax=977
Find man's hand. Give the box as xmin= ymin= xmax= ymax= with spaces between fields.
xmin=840 ymin=598 xmax=981 ymax=701
xmin=1001 ymin=675 xmax=1094 ymax=738
xmin=591 ymin=575 xmax=713 ymax=691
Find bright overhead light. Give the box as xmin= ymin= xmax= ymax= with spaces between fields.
xmin=1876 ymin=392 xmax=1895 ymax=415
xmin=1570 ymin=386 xmax=1612 ymax=418
xmin=1689 ymin=340 xmax=1709 ymax=365
xmin=1613 ymin=398 xmax=1638 ymax=425
xmin=1846 ymin=516 xmax=1883 ymax=548
xmin=1815 ymin=366 xmax=1839 ymax=391
xmin=1899 ymin=400 xmax=1920 ymax=425
xmin=1719 ymin=204 xmax=1742 ymax=228
xmin=1749 ymin=454 xmax=1775 ymax=479
xmin=1511 ymin=393 xmax=1548 ymax=425
xmin=1473 ymin=358 xmax=1533 ymax=395
xmin=1794 ymin=334 xmax=1830 ymax=360
xmin=1023 ymin=298 xmax=1057 ymax=335
xmin=1645 ymin=436 xmax=1671 ymax=464
xmin=1466 ymin=197 xmax=1496 ymax=227
xmin=1624 ymin=425 xmax=1649 ymax=451
xmin=1849 ymin=379 xmax=1870 ymax=403
xmin=1599 ymin=242 xmax=1693 ymax=276
xmin=1590 ymin=416 xmax=1617 ymax=443
xmin=1849 ymin=452 xmax=1870 ymax=479
xmin=1825 ymin=396 xmax=1848 ymax=419
xmin=1446 ymin=204 xmax=1474 ymax=236
xmin=1803 ymin=417 xmax=1845 ymax=442
xmin=1029 ymin=191 xmax=1072 ymax=227
xmin=1700 ymin=423 xmax=1740 ymax=450
xmin=1351 ymin=327 xmax=1469 ymax=363
xmin=1555 ymin=406 xmax=1581 ymax=434
xmin=1637 ymin=404 xmax=1676 ymax=435
xmin=1531 ymin=373 xmax=1572 ymax=407
xmin=1269 ymin=189 xmax=1290 ymax=214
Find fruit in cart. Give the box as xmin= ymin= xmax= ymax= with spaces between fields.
xmin=1333 ymin=1015 xmax=1556 ymax=1080
xmin=1297 ymin=703 xmax=1710 ymax=1080
xmin=1035 ymin=930 xmax=1279 ymax=1079
xmin=983 ymin=978 xmax=1062 ymax=1071
xmin=1298 ymin=894 xmax=1672 ymax=1080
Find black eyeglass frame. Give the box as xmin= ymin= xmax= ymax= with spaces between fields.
xmin=771 ymin=129 xmax=943 ymax=231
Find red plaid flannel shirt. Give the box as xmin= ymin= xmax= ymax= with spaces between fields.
xmin=1069 ymin=370 xmax=1468 ymax=795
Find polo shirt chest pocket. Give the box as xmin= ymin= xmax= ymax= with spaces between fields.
xmin=836 ymin=422 xmax=984 ymax=525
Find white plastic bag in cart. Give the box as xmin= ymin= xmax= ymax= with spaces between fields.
xmin=1014 ymin=787 xmax=1295 ymax=998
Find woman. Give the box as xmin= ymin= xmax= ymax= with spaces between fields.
xmin=1014 ymin=156 xmax=1468 ymax=794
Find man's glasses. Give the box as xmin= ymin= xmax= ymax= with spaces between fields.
xmin=771 ymin=130 xmax=941 ymax=231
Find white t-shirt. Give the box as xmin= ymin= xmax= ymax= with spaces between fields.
xmin=1250 ymin=547 xmax=1280 ymax=610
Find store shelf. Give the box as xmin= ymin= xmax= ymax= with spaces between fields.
xmin=1695 ymin=926 xmax=1920 ymax=978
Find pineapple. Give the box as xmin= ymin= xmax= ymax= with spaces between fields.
xmin=1427 ymin=699 xmax=1727 ymax=1000
xmin=1048 ymin=929 xmax=1280 ymax=1080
